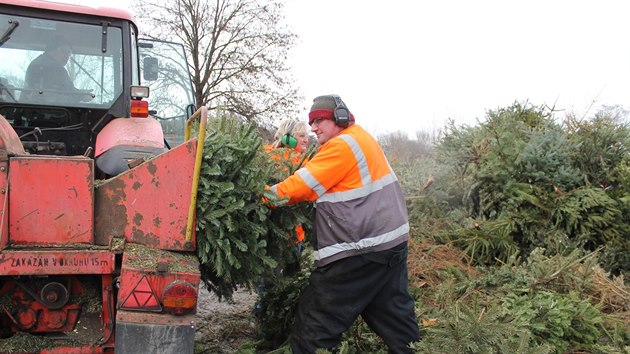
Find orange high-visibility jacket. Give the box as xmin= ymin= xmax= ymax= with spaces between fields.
xmin=264 ymin=145 xmax=307 ymax=243
xmin=270 ymin=124 xmax=409 ymax=267
xmin=264 ymin=145 xmax=308 ymax=170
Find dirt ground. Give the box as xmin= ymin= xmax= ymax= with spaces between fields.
xmin=194 ymin=287 xmax=259 ymax=353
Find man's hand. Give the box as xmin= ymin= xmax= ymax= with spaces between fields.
xmin=261 ymin=187 xmax=288 ymax=208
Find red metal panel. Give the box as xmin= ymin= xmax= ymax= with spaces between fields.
xmin=39 ymin=346 xmax=108 ymax=354
xmin=0 ymin=154 xmax=8 ymax=250
xmin=117 ymin=269 xmax=200 ymax=309
xmin=9 ymin=156 xmax=94 ymax=245
xmin=0 ymin=250 xmax=114 ymax=275
xmin=100 ymin=274 xmax=116 ymax=348
xmin=94 ymin=140 xmax=197 ymax=251
xmin=0 ymin=113 xmax=23 ymax=249
xmin=117 ymin=244 xmax=200 ymax=309
xmin=0 ymin=191 xmax=8 ymax=250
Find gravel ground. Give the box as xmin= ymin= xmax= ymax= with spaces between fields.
xmin=194 ymin=287 xmax=259 ymax=353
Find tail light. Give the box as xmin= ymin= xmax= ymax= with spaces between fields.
xmin=130 ymin=100 xmax=149 ymax=118
xmin=162 ymin=281 xmax=197 ymax=315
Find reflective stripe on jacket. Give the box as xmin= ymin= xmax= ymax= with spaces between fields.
xmin=270 ymin=124 xmax=409 ymax=267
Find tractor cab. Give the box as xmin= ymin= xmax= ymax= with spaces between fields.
xmin=0 ymin=1 xmax=195 ymax=176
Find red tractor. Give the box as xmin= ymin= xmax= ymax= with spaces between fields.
xmin=0 ymin=1 xmax=205 ymax=352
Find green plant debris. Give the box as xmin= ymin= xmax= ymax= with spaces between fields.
xmin=0 ymin=332 xmax=86 ymax=353
xmin=124 ymin=242 xmax=199 ymax=273
xmin=5 ymin=243 xmax=109 ymax=250
xmin=72 ymin=283 xmax=102 ymax=314
xmin=110 ymin=237 xmax=125 ymax=252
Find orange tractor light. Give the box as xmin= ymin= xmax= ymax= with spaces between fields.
xmin=162 ymin=281 xmax=197 ymax=315
xmin=130 ymin=85 xmax=150 ymax=118
xmin=130 ymin=100 xmax=149 ymax=118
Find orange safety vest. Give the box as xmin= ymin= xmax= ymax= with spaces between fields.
xmin=264 ymin=145 xmax=307 ymax=243
xmin=264 ymin=145 xmax=307 ymax=168
xmin=270 ymin=125 xmax=409 ymax=267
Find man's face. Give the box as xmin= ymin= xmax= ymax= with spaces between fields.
xmin=310 ymin=118 xmax=343 ymax=145
xmin=53 ymin=45 xmax=72 ymax=65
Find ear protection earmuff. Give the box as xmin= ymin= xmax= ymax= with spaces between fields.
xmin=281 ymin=120 xmax=298 ymax=148
xmin=332 ymin=95 xmax=351 ymax=127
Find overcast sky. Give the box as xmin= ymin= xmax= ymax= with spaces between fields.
xmin=100 ymin=0 xmax=630 ymax=137
xmin=284 ymin=0 xmax=630 ymax=137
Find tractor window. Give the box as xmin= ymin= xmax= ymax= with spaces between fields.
xmin=0 ymin=14 xmax=123 ymax=108
xmin=130 ymin=26 xmax=140 ymax=86
xmin=139 ymin=39 xmax=196 ymax=146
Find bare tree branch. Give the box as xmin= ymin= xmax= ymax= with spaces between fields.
xmin=132 ymin=0 xmax=302 ymax=125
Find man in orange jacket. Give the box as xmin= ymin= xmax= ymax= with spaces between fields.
xmin=268 ymin=95 xmax=420 ymax=353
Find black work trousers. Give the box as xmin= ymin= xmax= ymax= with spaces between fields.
xmin=290 ymin=242 xmax=420 ymax=353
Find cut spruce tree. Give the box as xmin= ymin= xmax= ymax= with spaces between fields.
xmin=194 ymin=116 xmax=312 ymax=300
